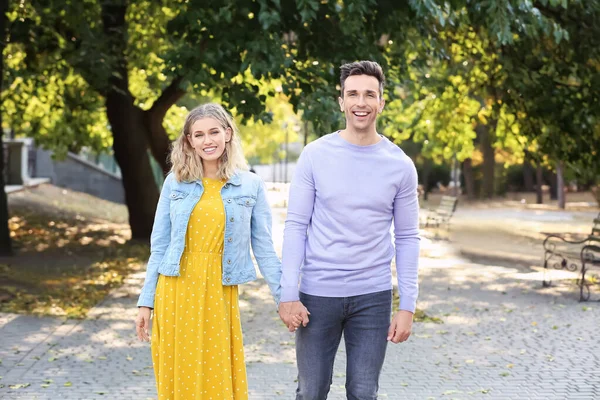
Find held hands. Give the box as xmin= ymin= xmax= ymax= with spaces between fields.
xmin=135 ymin=307 xmax=152 ymax=342
xmin=278 ymin=301 xmax=310 ymax=332
xmin=387 ymin=310 xmax=413 ymax=344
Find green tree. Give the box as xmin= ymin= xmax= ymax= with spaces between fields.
xmin=0 ymin=0 xmax=12 ymax=256
xmin=4 ymin=0 xmax=414 ymax=240
xmin=5 ymin=0 xmax=593 ymax=241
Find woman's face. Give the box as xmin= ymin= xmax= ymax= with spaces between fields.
xmin=187 ymin=117 xmax=232 ymax=165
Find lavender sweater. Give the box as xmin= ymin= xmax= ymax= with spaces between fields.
xmin=280 ymin=132 xmax=420 ymax=312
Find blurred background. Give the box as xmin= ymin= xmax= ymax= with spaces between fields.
xmin=0 ymin=1 xmax=599 ymax=399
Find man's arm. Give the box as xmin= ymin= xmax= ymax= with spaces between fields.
xmin=388 ymin=160 xmax=420 ymax=343
xmin=279 ymin=148 xmax=315 ymax=329
xmin=280 ymin=148 xmax=316 ymax=302
xmin=393 ymin=160 xmax=420 ymax=313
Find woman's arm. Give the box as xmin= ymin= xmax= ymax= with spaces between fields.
xmin=250 ymin=179 xmax=282 ymax=305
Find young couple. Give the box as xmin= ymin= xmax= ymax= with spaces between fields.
xmin=135 ymin=60 xmax=420 ymax=399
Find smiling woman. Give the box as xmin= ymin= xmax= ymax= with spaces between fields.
xmin=169 ymin=103 xmax=248 ymax=183
xmin=134 ymin=103 xmax=287 ymax=400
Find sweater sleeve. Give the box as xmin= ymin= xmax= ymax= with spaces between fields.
xmin=393 ymin=160 xmax=420 ymax=312
xmin=280 ymin=148 xmax=315 ymax=302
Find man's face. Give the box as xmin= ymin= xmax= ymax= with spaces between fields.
xmin=338 ymin=74 xmax=385 ymax=132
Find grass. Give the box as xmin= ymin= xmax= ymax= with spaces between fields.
xmin=0 ymin=184 xmax=149 ymax=319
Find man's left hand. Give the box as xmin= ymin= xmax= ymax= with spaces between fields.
xmin=387 ymin=310 xmax=413 ymax=343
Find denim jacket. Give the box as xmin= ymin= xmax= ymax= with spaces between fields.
xmin=137 ymin=170 xmax=282 ymax=308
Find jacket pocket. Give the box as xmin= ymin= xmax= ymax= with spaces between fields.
xmin=169 ymin=190 xmax=188 ymax=200
xmin=169 ymin=190 xmax=189 ymax=216
xmin=235 ymin=196 xmax=256 ymax=207
xmin=234 ymin=196 xmax=256 ymax=223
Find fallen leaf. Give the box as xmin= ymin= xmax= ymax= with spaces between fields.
xmin=9 ymin=383 xmax=30 ymax=389
xmin=443 ymin=389 xmax=461 ymax=395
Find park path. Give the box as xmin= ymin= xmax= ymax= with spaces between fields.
xmin=1 ymin=207 xmax=599 ymax=399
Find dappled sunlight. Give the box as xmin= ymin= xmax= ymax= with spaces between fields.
xmin=512 ymin=268 xmax=579 ymax=282
xmin=1 ymin=220 xmax=148 ymax=317
xmin=420 ymin=256 xmax=468 ymax=268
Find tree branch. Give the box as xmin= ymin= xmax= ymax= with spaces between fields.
xmin=148 ymin=76 xmax=186 ymax=120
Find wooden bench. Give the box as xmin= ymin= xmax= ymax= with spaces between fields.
xmin=542 ymin=212 xmax=600 ymax=301
xmin=423 ymin=195 xmax=458 ymax=229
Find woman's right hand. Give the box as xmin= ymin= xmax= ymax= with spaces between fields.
xmin=135 ymin=307 xmax=152 ymax=342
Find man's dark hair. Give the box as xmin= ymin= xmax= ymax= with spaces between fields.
xmin=339 ymin=60 xmax=385 ymax=98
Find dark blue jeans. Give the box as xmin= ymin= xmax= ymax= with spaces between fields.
xmin=295 ymin=290 xmax=392 ymax=400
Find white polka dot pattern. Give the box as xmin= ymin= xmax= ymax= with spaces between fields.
xmin=151 ymin=178 xmax=248 ymax=399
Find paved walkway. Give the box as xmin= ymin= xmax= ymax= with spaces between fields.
xmin=1 ymin=208 xmax=600 ymax=399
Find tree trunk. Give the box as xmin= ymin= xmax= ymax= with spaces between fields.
xmin=107 ymin=96 xmax=160 ymax=240
xmin=535 ymin=164 xmax=544 ymax=204
xmin=462 ymin=158 xmax=475 ymax=200
xmin=102 ymin=1 xmax=159 ymax=241
xmin=477 ymin=123 xmax=495 ymax=199
xmin=556 ymin=160 xmax=565 ymax=209
xmin=144 ymin=75 xmax=186 ymax=175
xmin=523 ymin=153 xmax=534 ymax=192
xmin=0 ymin=0 xmax=12 ymax=256
xmin=549 ymin=170 xmax=558 ymax=200
xmin=422 ymin=158 xmax=432 ymax=201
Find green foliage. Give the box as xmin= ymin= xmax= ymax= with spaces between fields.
xmin=2 ymin=0 xmax=598 ymax=186
xmin=501 ymin=0 xmax=600 ymax=175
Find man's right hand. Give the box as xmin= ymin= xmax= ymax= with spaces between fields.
xmin=278 ymin=301 xmax=310 ymax=332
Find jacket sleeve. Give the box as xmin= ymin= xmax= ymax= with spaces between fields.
xmin=250 ymin=178 xmax=282 ymax=306
xmin=137 ymin=174 xmax=173 ymax=308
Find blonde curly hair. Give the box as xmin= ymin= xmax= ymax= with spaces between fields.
xmin=170 ymin=103 xmax=248 ymax=182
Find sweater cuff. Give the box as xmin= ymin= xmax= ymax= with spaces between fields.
xmin=280 ymin=287 xmax=300 ymax=302
xmin=399 ymin=296 xmax=417 ymax=313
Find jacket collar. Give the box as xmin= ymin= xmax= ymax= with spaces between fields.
xmin=192 ymin=171 xmax=242 ymax=186
xmin=226 ymin=172 xmax=242 ymax=186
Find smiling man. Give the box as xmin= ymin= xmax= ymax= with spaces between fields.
xmin=278 ymin=60 xmax=421 ymax=399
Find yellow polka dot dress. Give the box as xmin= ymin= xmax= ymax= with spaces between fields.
xmin=152 ymin=178 xmax=248 ymax=399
